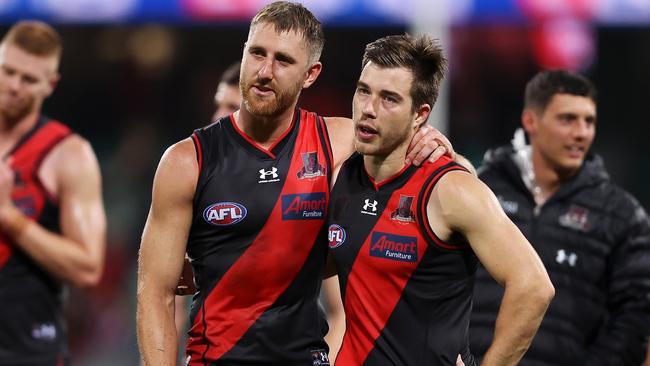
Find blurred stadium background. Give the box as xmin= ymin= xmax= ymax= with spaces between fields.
xmin=1 ymin=0 xmax=648 ymax=364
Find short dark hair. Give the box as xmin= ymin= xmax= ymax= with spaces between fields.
xmin=250 ymin=1 xmax=324 ymax=63
xmin=220 ymin=62 xmax=240 ymax=86
xmin=524 ymin=70 xmax=597 ymax=112
xmin=362 ymin=34 xmax=447 ymax=112
xmin=1 ymin=20 xmax=62 ymax=60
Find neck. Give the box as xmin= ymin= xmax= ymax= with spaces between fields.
xmin=0 ymin=110 xmax=39 ymax=135
xmin=363 ymin=140 xmax=410 ymax=183
xmin=0 ymin=110 xmax=40 ymax=156
xmin=530 ymin=147 xmax=575 ymax=202
xmin=234 ymin=105 xmax=296 ymax=150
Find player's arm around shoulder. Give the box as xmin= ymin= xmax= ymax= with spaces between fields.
xmin=323 ymin=117 xmax=355 ymax=169
xmin=137 ymin=138 xmax=198 ymax=366
xmin=428 ymin=171 xmax=554 ymax=366
xmin=0 ymin=134 xmax=106 ymax=288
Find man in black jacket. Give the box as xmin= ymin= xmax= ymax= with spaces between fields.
xmin=470 ymin=70 xmax=650 ymax=365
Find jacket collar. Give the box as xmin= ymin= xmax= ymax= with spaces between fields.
xmin=481 ymin=135 xmax=609 ymax=203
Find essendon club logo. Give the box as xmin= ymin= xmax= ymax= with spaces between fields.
xmin=390 ymin=195 xmax=415 ymax=222
xmin=370 ymin=231 xmax=418 ymax=262
xmin=297 ymin=152 xmax=326 ymax=179
xmin=282 ymin=192 xmax=327 ymax=220
xmin=558 ymin=205 xmax=591 ymax=232
xmin=203 ymin=202 xmax=247 ymax=226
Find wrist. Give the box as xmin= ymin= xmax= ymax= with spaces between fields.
xmin=0 ymin=204 xmax=31 ymax=239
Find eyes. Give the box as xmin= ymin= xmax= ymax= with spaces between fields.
xmin=249 ymin=48 xmax=264 ymax=58
xmin=247 ymin=47 xmax=294 ymax=66
xmin=355 ymin=86 xmax=370 ymax=96
xmin=22 ymin=75 xmax=38 ymax=85
xmin=383 ymin=95 xmax=399 ymax=104
xmin=355 ymin=85 xmax=400 ymax=105
xmin=557 ymin=113 xmax=597 ymax=126
xmin=1 ymin=65 xmax=40 ymax=86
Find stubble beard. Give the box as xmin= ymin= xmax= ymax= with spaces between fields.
xmin=354 ymin=122 xmax=412 ymax=158
xmin=0 ymin=93 xmax=34 ymax=126
xmin=240 ymin=78 xmax=302 ymax=118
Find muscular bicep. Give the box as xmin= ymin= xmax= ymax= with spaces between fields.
xmin=55 ymin=137 xmax=106 ymax=271
xmin=431 ymin=172 xmax=546 ymax=285
xmin=138 ymin=139 xmax=198 ymax=295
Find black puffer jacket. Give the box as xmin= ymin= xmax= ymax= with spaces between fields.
xmin=470 ymin=146 xmax=650 ymax=366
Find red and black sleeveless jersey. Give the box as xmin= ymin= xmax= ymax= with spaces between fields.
xmin=328 ymin=153 xmax=478 ymax=366
xmin=186 ymin=108 xmax=334 ymax=365
xmin=0 ymin=117 xmax=72 ymax=365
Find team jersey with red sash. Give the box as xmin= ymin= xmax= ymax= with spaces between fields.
xmin=328 ymin=153 xmax=478 ymax=366
xmin=0 ymin=117 xmax=72 ymax=366
xmin=186 ymin=108 xmax=334 ymax=365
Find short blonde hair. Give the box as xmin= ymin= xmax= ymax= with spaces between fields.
xmin=2 ymin=20 xmax=62 ymax=61
xmin=250 ymin=1 xmax=324 ymax=63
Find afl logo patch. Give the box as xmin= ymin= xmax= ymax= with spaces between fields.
xmin=328 ymin=224 xmax=346 ymax=249
xmin=203 ymin=202 xmax=247 ymax=226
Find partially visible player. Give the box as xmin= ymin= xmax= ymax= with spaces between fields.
xmin=470 ymin=70 xmax=650 ymax=365
xmin=0 ymin=21 xmax=106 ymax=365
xmin=321 ymin=273 xmax=345 ymax=361
xmin=211 ymin=61 xmax=241 ymax=121
xmin=173 ymin=61 xmax=243 ymax=361
xmin=327 ymin=34 xmax=554 ymax=366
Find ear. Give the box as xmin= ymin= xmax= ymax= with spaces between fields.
xmin=44 ymin=72 xmax=60 ymax=98
xmin=241 ymin=41 xmax=248 ymax=57
xmin=413 ymin=103 xmax=431 ymax=130
xmin=302 ymin=61 xmax=322 ymax=89
xmin=521 ymin=108 xmax=537 ymax=135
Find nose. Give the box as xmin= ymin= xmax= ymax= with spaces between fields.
xmin=361 ymin=96 xmax=377 ymax=119
xmin=257 ymin=59 xmax=273 ymax=82
xmin=573 ymin=119 xmax=592 ymax=140
xmin=5 ymin=74 xmax=20 ymax=92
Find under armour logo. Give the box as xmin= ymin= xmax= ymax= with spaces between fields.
xmin=259 ymin=167 xmax=278 ymax=179
xmin=556 ymin=249 xmax=577 ymax=267
xmin=361 ymin=199 xmax=378 ymax=216
xmin=364 ymin=199 xmax=378 ymax=211
xmin=258 ymin=167 xmax=280 ymax=184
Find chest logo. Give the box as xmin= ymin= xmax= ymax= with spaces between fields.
xmin=361 ymin=199 xmax=378 ymax=216
xmin=310 ymin=348 xmax=330 ymax=366
xmin=556 ymin=249 xmax=578 ymax=267
xmin=259 ymin=167 xmax=280 ymax=184
xmin=558 ymin=204 xmax=591 ymax=232
xmin=297 ymin=152 xmax=326 ymax=179
xmin=390 ymin=195 xmax=415 ymax=223
xmin=370 ymin=231 xmax=418 ymax=262
xmin=31 ymin=323 xmax=57 ymax=341
xmin=282 ymin=192 xmax=327 ymax=220
xmin=203 ymin=202 xmax=247 ymax=226
xmin=328 ymin=224 xmax=347 ymax=249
